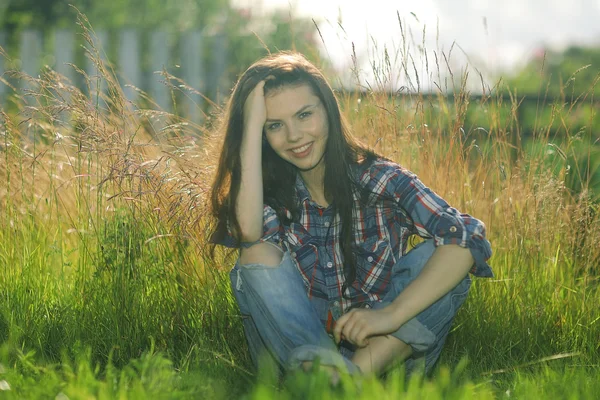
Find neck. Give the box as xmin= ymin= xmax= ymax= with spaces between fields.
xmin=300 ymin=163 xmax=328 ymax=207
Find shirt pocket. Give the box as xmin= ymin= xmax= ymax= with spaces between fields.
xmin=355 ymin=236 xmax=394 ymax=296
xmin=284 ymin=226 xmax=319 ymax=289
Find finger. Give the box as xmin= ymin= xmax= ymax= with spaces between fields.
xmin=349 ymin=314 xmax=373 ymax=347
xmin=355 ymin=329 xmax=370 ymax=348
xmin=341 ymin=318 xmax=358 ymax=345
xmin=347 ymin=321 xmax=365 ymax=346
xmin=333 ymin=317 xmax=345 ymax=344
xmin=249 ymin=81 xmax=265 ymax=99
xmin=336 ymin=319 xmax=353 ymax=344
xmin=333 ymin=310 xmax=352 ymax=343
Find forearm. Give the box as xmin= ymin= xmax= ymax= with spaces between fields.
xmin=390 ymin=244 xmax=473 ymax=327
xmin=236 ymin=126 xmax=264 ymax=242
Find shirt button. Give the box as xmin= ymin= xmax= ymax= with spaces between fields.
xmin=367 ymin=256 xmax=374 ymax=262
xmin=291 ymin=252 xmax=296 ymax=258
xmin=449 ymin=226 xmax=457 ymax=233
xmin=326 ymin=261 xmax=333 ymax=268
xmin=324 ymin=221 xmax=330 ymax=227
xmin=333 ymin=301 xmax=340 ymax=307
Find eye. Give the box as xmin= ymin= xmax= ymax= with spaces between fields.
xmin=266 ymin=122 xmax=282 ymax=131
xmin=299 ymin=111 xmax=312 ymax=119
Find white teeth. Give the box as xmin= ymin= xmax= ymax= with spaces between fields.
xmin=291 ymin=143 xmax=311 ymax=153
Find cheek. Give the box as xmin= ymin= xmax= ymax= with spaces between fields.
xmin=265 ymin=134 xmax=284 ymax=152
xmin=318 ymin=110 xmax=329 ymax=137
xmin=305 ymin=117 xmax=329 ymax=138
xmin=317 ymin=119 xmax=329 ymax=140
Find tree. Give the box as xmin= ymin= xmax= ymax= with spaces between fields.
xmin=0 ymin=0 xmax=227 ymax=32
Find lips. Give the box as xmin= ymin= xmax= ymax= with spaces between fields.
xmin=289 ymin=142 xmax=314 ymax=157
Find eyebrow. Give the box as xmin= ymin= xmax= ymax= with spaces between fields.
xmin=265 ymin=103 xmax=318 ymax=123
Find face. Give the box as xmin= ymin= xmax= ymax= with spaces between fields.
xmin=263 ymin=84 xmax=329 ymax=174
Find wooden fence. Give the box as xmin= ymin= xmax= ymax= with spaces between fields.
xmin=0 ymin=29 xmax=229 ymax=121
xmin=2 ymin=29 xmax=599 ymax=134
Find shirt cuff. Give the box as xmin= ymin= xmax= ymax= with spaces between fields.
xmin=432 ymin=211 xmax=494 ymax=277
xmin=240 ymin=230 xmax=281 ymax=249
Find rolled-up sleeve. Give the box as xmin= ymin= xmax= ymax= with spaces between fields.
xmin=218 ymin=204 xmax=283 ymax=249
xmin=373 ymin=161 xmax=493 ymax=277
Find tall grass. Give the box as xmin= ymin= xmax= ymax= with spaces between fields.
xmin=0 ymin=14 xmax=599 ymax=399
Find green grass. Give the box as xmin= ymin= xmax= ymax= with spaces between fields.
xmin=1 ymin=16 xmax=599 ymax=399
xmin=1 ymin=117 xmax=598 ymax=399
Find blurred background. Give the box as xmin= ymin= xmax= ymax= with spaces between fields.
xmin=0 ymin=0 xmax=320 ymax=122
xmin=0 ymin=0 xmax=599 ymax=138
xmin=2 ymin=0 xmax=600 ymax=90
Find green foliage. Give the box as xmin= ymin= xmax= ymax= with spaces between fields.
xmin=207 ymin=8 xmax=321 ymax=88
xmin=0 ymin=345 xmax=226 ymax=399
xmin=0 ymin=0 xmax=71 ymax=31
xmin=0 ymin=0 xmax=227 ymax=31
xmin=499 ymin=45 xmax=600 ymax=170
xmin=527 ymin=138 xmax=600 ymax=202
xmin=510 ymin=367 xmax=600 ymax=399
xmin=507 ymin=46 xmax=600 ymax=98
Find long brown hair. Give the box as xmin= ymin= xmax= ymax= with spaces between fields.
xmin=210 ymin=51 xmax=377 ymax=295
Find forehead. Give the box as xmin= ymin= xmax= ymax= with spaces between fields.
xmin=264 ymin=84 xmax=320 ymax=118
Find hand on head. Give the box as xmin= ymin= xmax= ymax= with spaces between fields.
xmin=243 ymin=80 xmax=268 ymax=136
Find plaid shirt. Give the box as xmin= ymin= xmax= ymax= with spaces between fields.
xmin=224 ymin=158 xmax=493 ymax=332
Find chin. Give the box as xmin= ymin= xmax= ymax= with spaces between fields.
xmin=295 ymin=163 xmax=319 ymax=171
xmin=291 ymin=157 xmax=324 ymax=172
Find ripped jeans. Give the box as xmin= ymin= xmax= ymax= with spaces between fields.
xmin=229 ymin=240 xmax=471 ymax=375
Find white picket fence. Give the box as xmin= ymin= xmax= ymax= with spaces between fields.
xmin=0 ymin=29 xmax=229 ymax=121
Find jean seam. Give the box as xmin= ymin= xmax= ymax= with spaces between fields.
xmin=426 ymin=279 xmax=471 ymax=334
xmin=242 ymin=279 xmax=295 ymax=360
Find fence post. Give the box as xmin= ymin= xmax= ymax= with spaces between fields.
xmin=181 ymin=30 xmax=204 ymax=124
xmin=4 ymin=29 xmax=229 ymax=117
xmin=150 ymin=31 xmax=169 ymax=111
xmin=20 ymin=29 xmax=43 ymax=90
xmin=54 ymin=29 xmax=75 ymax=126
xmin=149 ymin=31 xmax=170 ymax=134
xmin=20 ymin=30 xmax=43 ymax=142
xmin=0 ymin=31 xmax=6 ymax=106
xmin=85 ymin=30 xmax=109 ymax=103
xmin=54 ymin=29 xmax=75 ymax=84
xmin=119 ymin=29 xmax=140 ymax=104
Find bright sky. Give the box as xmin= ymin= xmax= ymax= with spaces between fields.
xmin=233 ymin=0 xmax=600 ymax=91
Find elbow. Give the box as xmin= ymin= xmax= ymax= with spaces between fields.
xmin=237 ymin=224 xmax=263 ymax=244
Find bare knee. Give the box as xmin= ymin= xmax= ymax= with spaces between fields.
xmin=239 ymin=242 xmax=284 ymax=268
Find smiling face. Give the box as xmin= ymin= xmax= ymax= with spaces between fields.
xmin=264 ymin=84 xmax=329 ymax=178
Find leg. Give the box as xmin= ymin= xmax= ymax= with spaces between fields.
xmin=365 ymin=240 xmax=472 ymax=375
xmin=230 ymin=242 xmax=283 ymax=370
xmin=230 ymin=243 xmax=342 ymax=372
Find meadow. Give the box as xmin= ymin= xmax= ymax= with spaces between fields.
xmin=1 ymin=20 xmax=599 ymax=399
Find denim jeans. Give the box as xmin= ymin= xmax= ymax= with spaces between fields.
xmin=229 ymin=239 xmax=471 ymax=375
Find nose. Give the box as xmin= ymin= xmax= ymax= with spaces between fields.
xmin=286 ymin=123 xmax=302 ymax=142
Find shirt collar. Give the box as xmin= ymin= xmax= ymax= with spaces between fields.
xmin=295 ymin=174 xmax=311 ymax=204
xmin=294 ymin=162 xmax=367 ymax=205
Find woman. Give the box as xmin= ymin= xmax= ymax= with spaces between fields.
xmin=210 ymin=52 xmax=492 ymax=378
